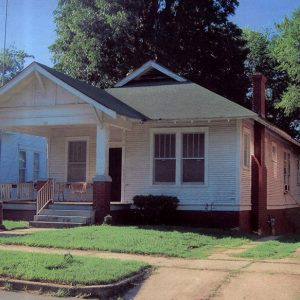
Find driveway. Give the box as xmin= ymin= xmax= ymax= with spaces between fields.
xmin=0 ymin=243 xmax=300 ymax=300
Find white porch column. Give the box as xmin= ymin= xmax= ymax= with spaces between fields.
xmin=94 ymin=123 xmax=112 ymax=182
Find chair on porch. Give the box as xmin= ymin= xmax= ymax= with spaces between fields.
xmin=68 ymin=182 xmax=88 ymax=202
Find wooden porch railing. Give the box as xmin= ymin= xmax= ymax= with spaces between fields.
xmin=36 ymin=179 xmax=54 ymax=215
xmin=0 ymin=183 xmax=35 ymax=201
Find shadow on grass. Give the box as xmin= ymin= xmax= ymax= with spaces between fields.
xmin=127 ymin=225 xmax=257 ymax=241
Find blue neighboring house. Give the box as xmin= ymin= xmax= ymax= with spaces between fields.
xmin=0 ymin=131 xmax=47 ymax=183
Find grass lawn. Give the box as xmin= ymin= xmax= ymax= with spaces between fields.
xmin=2 ymin=220 xmax=29 ymax=230
xmin=0 ymin=249 xmax=147 ymax=286
xmin=236 ymin=235 xmax=300 ymax=259
xmin=0 ymin=225 xmax=251 ymax=258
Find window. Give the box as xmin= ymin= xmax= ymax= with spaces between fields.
xmin=153 ymin=134 xmax=176 ymax=183
xmin=283 ymin=151 xmax=290 ymax=191
xmin=182 ymin=133 xmax=205 ymax=183
xmin=271 ymin=142 xmax=277 ymax=162
xmin=297 ymin=156 xmax=300 ymax=186
xmin=243 ymin=130 xmax=251 ymax=168
xmin=67 ymin=141 xmax=87 ymax=182
xmin=33 ymin=153 xmax=40 ymax=181
xmin=19 ymin=150 xmax=26 ymax=182
xmin=152 ymin=128 xmax=207 ymax=185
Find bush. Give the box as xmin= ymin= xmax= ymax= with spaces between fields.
xmin=133 ymin=195 xmax=179 ymax=225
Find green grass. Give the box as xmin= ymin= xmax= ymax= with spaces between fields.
xmin=237 ymin=235 xmax=300 ymax=259
xmin=2 ymin=220 xmax=29 ymax=230
xmin=0 ymin=249 xmax=147 ymax=286
xmin=0 ymin=225 xmax=250 ymax=258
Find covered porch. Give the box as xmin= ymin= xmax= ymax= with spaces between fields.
xmin=0 ymin=62 xmax=143 ymax=225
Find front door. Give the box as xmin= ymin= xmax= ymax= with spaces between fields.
xmin=109 ymin=148 xmax=122 ymax=202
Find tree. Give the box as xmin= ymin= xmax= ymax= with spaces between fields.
xmin=272 ymin=7 xmax=300 ymax=116
xmin=0 ymin=47 xmax=33 ymax=85
xmin=243 ymin=29 xmax=299 ymax=138
xmin=50 ymin=0 xmax=248 ymax=103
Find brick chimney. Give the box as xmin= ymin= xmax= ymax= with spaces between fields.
xmin=252 ymin=73 xmax=267 ymax=118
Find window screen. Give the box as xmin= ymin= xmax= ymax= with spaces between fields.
xmin=67 ymin=141 xmax=87 ymax=182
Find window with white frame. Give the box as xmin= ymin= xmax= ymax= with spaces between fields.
xmin=153 ymin=134 xmax=176 ymax=183
xmin=297 ymin=156 xmax=300 ymax=186
xmin=19 ymin=150 xmax=26 ymax=182
xmin=152 ymin=128 xmax=207 ymax=185
xmin=243 ymin=130 xmax=251 ymax=168
xmin=283 ymin=151 xmax=290 ymax=191
xmin=67 ymin=140 xmax=87 ymax=182
xmin=33 ymin=152 xmax=40 ymax=181
xmin=182 ymin=133 xmax=205 ymax=183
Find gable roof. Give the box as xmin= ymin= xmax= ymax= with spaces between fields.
xmin=114 ymin=60 xmax=187 ymax=87
xmin=106 ymin=82 xmax=257 ymax=120
xmin=0 ymin=62 xmax=147 ymax=120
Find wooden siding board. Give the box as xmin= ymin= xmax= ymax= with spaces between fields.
xmin=123 ymin=120 xmax=239 ymax=210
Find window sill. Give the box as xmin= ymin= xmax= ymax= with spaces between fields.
xmin=151 ymin=183 xmax=208 ymax=188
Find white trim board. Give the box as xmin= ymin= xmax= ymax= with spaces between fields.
xmin=114 ymin=60 xmax=187 ymax=87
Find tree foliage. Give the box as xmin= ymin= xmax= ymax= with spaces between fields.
xmin=0 ymin=47 xmax=33 ymax=85
xmin=242 ymin=29 xmax=299 ymax=138
xmin=50 ymin=0 xmax=248 ymax=103
xmin=272 ymin=8 xmax=300 ymax=116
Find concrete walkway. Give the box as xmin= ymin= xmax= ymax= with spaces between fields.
xmin=0 ymin=243 xmax=300 ymax=299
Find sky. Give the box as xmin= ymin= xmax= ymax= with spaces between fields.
xmin=0 ymin=0 xmax=299 ymax=67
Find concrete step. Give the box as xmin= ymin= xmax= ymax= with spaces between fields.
xmin=49 ymin=203 xmax=93 ymax=211
xmin=34 ymin=214 xmax=90 ymax=224
xmin=41 ymin=209 xmax=93 ymax=217
xmin=29 ymin=221 xmax=86 ymax=228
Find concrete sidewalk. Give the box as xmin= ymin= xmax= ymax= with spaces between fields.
xmin=0 ymin=243 xmax=300 ymax=299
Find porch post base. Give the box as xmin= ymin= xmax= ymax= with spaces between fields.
xmin=36 ymin=180 xmax=48 ymax=191
xmin=93 ymin=179 xmax=111 ymax=224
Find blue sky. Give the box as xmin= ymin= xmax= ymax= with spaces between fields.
xmin=0 ymin=0 xmax=299 ymax=67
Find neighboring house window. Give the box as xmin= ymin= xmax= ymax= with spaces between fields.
xmin=182 ymin=133 xmax=205 ymax=183
xmin=19 ymin=150 xmax=26 ymax=182
xmin=297 ymin=156 xmax=300 ymax=186
xmin=153 ymin=134 xmax=176 ymax=183
xmin=33 ymin=152 xmax=40 ymax=181
xmin=152 ymin=128 xmax=207 ymax=185
xmin=283 ymin=151 xmax=290 ymax=191
xmin=243 ymin=130 xmax=251 ymax=168
xmin=67 ymin=140 xmax=87 ymax=182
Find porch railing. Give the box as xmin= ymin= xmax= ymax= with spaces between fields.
xmin=37 ymin=179 xmax=54 ymax=215
xmin=0 ymin=183 xmax=35 ymax=201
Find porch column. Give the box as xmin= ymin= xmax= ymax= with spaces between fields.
xmin=93 ymin=123 xmax=112 ymax=224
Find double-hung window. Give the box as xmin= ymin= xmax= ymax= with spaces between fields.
xmin=297 ymin=156 xmax=300 ymax=186
xmin=283 ymin=151 xmax=290 ymax=191
xmin=152 ymin=129 xmax=207 ymax=185
xmin=67 ymin=140 xmax=87 ymax=182
xmin=243 ymin=130 xmax=251 ymax=168
xmin=182 ymin=133 xmax=205 ymax=183
xmin=19 ymin=150 xmax=26 ymax=182
xmin=153 ymin=134 xmax=176 ymax=183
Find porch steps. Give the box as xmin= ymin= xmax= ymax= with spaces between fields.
xmin=29 ymin=202 xmax=95 ymax=228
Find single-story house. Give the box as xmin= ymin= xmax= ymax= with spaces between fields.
xmin=0 ymin=60 xmax=299 ymax=233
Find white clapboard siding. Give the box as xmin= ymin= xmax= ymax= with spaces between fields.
xmin=123 ymin=120 xmax=239 ymax=211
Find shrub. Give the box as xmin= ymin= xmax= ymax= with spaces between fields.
xmin=133 ymin=195 xmax=179 ymax=225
